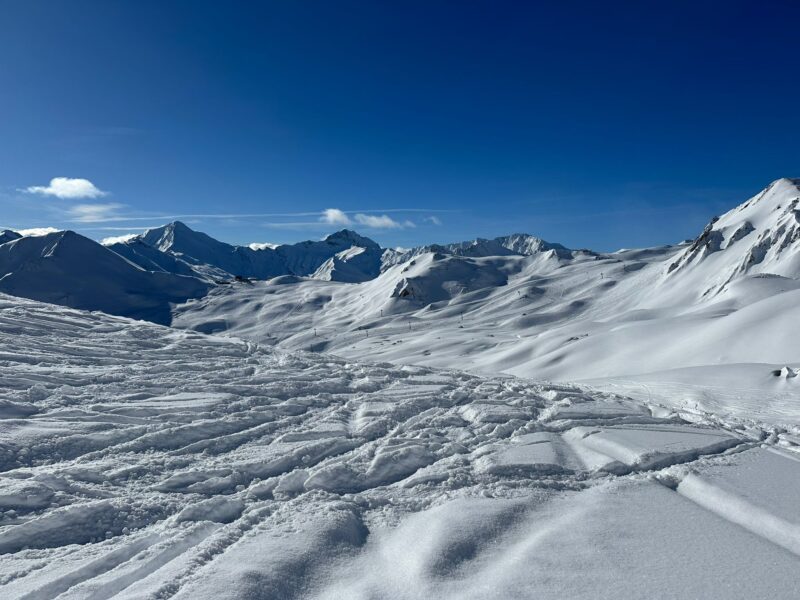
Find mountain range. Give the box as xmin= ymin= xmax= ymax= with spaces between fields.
xmin=1 ymin=177 xmax=799 ymax=409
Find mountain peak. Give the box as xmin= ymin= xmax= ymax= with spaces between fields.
xmin=0 ymin=230 xmax=22 ymax=245
xmin=165 ymin=220 xmax=194 ymax=232
xmin=775 ymin=177 xmax=800 ymax=188
xmin=324 ymin=229 xmax=380 ymax=247
xmin=666 ymin=177 xmax=800 ymax=290
xmin=140 ymin=220 xmax=223 ymax=255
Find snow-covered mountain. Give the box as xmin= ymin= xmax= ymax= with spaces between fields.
xmin=0 ymin=229 xmax=22 ymax=245
xmin=106 ymin=222 xmax=384 ymax=282
xmin=107 ymin=222 xmax=582 ymax=284
xmin=3 ymin=180 xmax=800 ymax=598
xmin=0 ymin=230 xmax=208 ymax=324
xmin=174 ymin=178 xmax=800 ymax=424
xmin=381 ymin=233 xmax=583 ymax=268
xmin=2 ymin=178 xmax=799 ymax=382
xmin=665 ymin=177 xmax=800 ymax=297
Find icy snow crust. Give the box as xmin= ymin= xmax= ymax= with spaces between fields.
xmin=2 ymin=294 xmax=800 ymax=598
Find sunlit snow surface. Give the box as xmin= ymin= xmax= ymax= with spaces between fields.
xmin=1 ymin=294 xmax=799 ymax=598
xmin=173 ymin=179 xmax=800 ymax=431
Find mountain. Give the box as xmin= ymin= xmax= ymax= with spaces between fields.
xmin=382 ymin=233 xmax=583 ymax=268
xmin=107 ymin=222 xmax=383 ymax=282
xmin=107 ymin=222 xmax=588 ymax=286
xmin=665 ymin=177 xmax=800 ymax=297
xmin=135 ymin=221 xmax=287 ymax=279
xmin=0 ymin=230 xmax=209 ymax=324
xmin=312 ymin=245 xmax=383 ymax=283
xmin=174 ymin=178 xmax=800 ymax=425
xmin=0 ymin=230 xmax=22 ymax=245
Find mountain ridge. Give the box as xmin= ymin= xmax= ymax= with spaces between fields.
xmin=1 ymin=178 xmax=797 ymax=330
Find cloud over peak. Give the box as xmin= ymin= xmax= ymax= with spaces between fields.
xmin=100 ymin=233 xmax=140 ymax=246
xmin=15 ymin=227 xmax=61 ymax=237
xmin=320 ymin=208 xmax=413 ymax=229
xmin=24 ymin=177 xmax=108 ymax=199
xmin=321 ymin=208 xmax=351 ymax=226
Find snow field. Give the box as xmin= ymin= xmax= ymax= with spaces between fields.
xmin=2 ymin=294 xmax=799 ymax=598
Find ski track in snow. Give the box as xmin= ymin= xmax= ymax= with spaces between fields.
xmin=1 ymin=294 xmax=800 ymax=598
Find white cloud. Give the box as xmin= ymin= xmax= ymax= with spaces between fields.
xmin=318 ymin=209 xmax=415 ymax=229
xmin=424 ymin=215 xmax=442 ymax=225
xmin=354 ymin=214 xmax=405 ymax=229
xmin=100 ymin=233 xmax=139 ymax=245
xmin=68 ymin=203 xmax=125 ymax=223
xmin=321 ymin=208 xmax=352 ymax=225
xmin=15 ymin=227 xmax=60 ymax=237
xmin=249 ymin=242 xmax=279 ymax=250
xmin=24 ymin=177 xmax=108 ymax=199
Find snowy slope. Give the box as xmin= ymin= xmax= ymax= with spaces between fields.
xmin=0 ymin=230 xmax=209 ymax=324
xmin=312 ymin=245 xmax=382 ymax=283
xmin=1 ymin=294 xmax=799 ymax=599
xmin=665 ymin=177 xmax=800 ymax=296
xmin=175 ymin=179 xmax=800 ymax=425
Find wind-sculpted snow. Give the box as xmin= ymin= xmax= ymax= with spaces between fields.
xmin=2 ymin=293 xmax=800 ymax=598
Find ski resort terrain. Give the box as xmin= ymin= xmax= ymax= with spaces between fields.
xmin=1 ymin=295 xmax=799 ymax=598
xmin=0 ymin=178 xmax=799 ymax=598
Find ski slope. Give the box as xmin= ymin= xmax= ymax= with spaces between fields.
xmin=1 ymin=294 xmax=799 ymax=599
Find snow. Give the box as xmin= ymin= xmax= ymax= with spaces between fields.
xmin=1 ymin=292 xmax=799 ymax=597
xmin=172 ymin=178 xmax=800 ymax=432
xmin=2 ymin=178 xmax=800 ymax=597
xmin=309 ymin=478 xmax=800 ymax=600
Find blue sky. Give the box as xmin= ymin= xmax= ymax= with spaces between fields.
xmin=1 ymin=1 xmax=798 ymax=250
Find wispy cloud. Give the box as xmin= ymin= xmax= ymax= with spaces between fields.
xmin=319 ymin=208 xmax=414 ymax=229
xmin=23 ymin=177 xmax=108 ymax=199
xmin=76 ymin=225 xmax=164 ymax=231
xmin=424 ymin=215 xmax=442 ymax=225
xmin=354 ymin=213 xmax=411 ymax=229
xmin=68 ymin=203 xmax=125 ymax=222
xmin=67 ymin=208 xmax=456 ymax=224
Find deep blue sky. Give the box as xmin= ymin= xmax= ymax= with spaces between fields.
xmin=1 ymin=1 xmax=798 ymax=250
